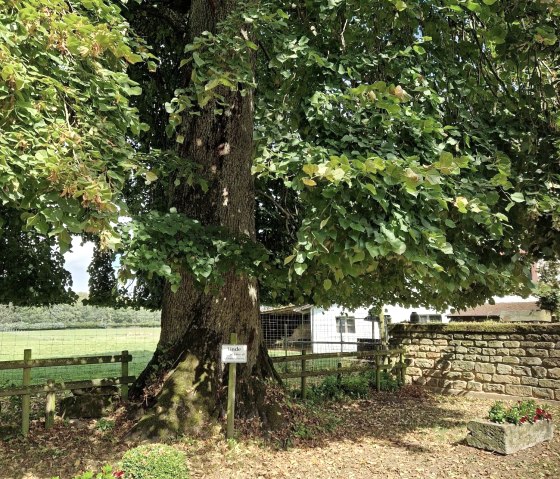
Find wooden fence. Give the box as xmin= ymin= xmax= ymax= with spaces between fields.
xmin=271 ymin=348 xmax=406 ymax=398
xmin=0 ymin=349 xmax=135 ymax=437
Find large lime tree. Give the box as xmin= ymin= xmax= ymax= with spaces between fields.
xmin=2 ymin=0 xmax=559 ymax=436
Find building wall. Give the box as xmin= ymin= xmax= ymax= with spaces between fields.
xmin=390 ymin=323 xmax=560 ymax=401
xmin=311 ymin=306 xmax=378 ymax=353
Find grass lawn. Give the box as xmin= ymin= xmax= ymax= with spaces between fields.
xmin=0 ymin=328 xmax=160 ymax=385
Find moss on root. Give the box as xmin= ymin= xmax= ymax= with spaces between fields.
xmin=129 ymin=355 xmax=217 ymax=440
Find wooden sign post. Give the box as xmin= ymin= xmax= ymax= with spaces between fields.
xmin=221 ymin=333 xmax=247 ymax=439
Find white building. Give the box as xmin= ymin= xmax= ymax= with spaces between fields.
xmin=260 ymin=303 xmax=449 ymax=354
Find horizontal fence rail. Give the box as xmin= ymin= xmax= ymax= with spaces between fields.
xmin=0 ymin=354 xmax=132 ymax=371
xmin=271 ymin=348 xmax=406 ymax=398
xmin=0 ymin=349 xmax=134 ymax=437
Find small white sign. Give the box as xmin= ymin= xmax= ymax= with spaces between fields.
xmin=221 ymin=344 xmax=248 ymax=363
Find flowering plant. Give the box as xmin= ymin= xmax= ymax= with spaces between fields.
xmin=488 ymin=400 xmax=552 ymax=425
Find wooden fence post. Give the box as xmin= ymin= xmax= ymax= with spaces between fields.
xmin=45 ymin=379 xmax=55 ymax=429
xmin=22 ymin=349 xmax=32 ymax=437
xmin=300 ymin=350 xmax=307 ymax=399
xmin=375 ymin=354 xmax=381 ymax=392
xmin=121 ymin=350 xmax=129 ymax=403
xmin=226 ymin=333 xmax=237 ymax=440
xmin=400 ymin=351 xmax=406 ymax=385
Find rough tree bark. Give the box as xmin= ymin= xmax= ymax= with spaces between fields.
xmin=131 ymin=0 xmax=278 ymax=439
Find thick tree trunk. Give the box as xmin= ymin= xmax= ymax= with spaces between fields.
xmin=131 ymin=0 xmax=278 ymax=439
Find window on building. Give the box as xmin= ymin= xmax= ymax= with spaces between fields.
xmin=418 ymin=314 xmax=443 ymax=323
xmin=336 ymin=316 xmax=356 ymax=333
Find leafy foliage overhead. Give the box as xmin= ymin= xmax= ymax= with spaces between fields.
xmin=2 ymin=0 xmax=560 ymax=311
xmin=0 ymin=0 xmax=149 ymax=253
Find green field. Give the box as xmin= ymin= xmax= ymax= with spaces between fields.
xmin=0 ymin=327 xmax=160 ymax=386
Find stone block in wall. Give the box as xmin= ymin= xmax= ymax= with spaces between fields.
xmin=543 ymin=358 xmax=560 ymax=367
xmin=504 ymin=385 xmax=533 ymax=397
xmin=556 ymin=341 xmax=560 ymax=349
xmin=489 ymin=356 xmax=504 ymax=363
xmin=509 ymin=348 xmax=526 ymax=356
xmin=538 ymin=379 xmax=560 ymax=389
xmin=443 ymin=380 xmax=467 ymax=389
xmin=463 ymin=355 xmax=478 ymax=361
xmin=519 ymin=357 xmax=543 ymax=366
xmin=460 ymin=340 xmax=475 ymax=346
xmin=496 ymin=348 xmax=510 ymax=356
xmin=520 ymin=341 xmax=537 ymax=348
xmin=533 ymin=388 xmax=555 ymax=400
xmin=527 ymin=349 xmax=549 ymax=357
xmin=401 ymin=339 xmax=412 ymax=345
xmin=548 ymin=368 xmax=560 ymax=379
xmin=512 ymin=366 xmax=532 ymax=376
xmin=488 ymin=341 xmax=504 ymax=348
xmin=483 ymin=383 xmax=505 ymax=393
xmin=521 ymin=377 xmax=539 ymax=386
xmin=492 ymin=374 xmax=520 ymax=384
xmin=483 ymin=334 xmax=498 ymax=340
xmin=419 ymin=345 xmax=435 ymax=352
xmin=475 ymin=363 xmax=496 ymax=374
xmin=452 ymin=360 xmax=475 ymax=371
xmin=531 ymin=366 xmax=548 ymax=379
xmin=476 ymin=373 xmax=493 ymax=382
xmin=556 ymin=390 xmax=560 ymax=401
xmin=415 ymin=358 xmax=435 ymax=368
xmin=502 ymin=357 xmax=520 ymax=364
xmin=466 ymin=381 xmax=483 ymax=391
xmin=482 ymin=348 xmax=496 ymax=356
xmin=453 ymin=334 xmax=465 ymax=339
xmin=442 ymin=371 xmax=463 ymax=379
xmin=467 ymin=347 xmax=481 ymax=354
xmin=475 ymin=341 xmax=488 ymax=347
xmin=479 ymin=355 xmax=490 ymax=362
xmin=550 ymin=350 xmax=560 ymax=358
xmin=426 ymin=352 xmax=441 ymax=359
xmin=509 ymin=335 xmax=524 ymax=340
xmin=406 ymin=367 xmax=422 ymax=376
xmin=416 ymin=352 xmax=427 ymax=358
xmin=537 ymin=342 xmax=556 ymax=349
xmin=527 ymin=334 xmax=544 ymax=341
xmin=419 ymin=339 xmax=433 ymax=345
xmin=456 ymin=346 xmax=468 ymax=354
xmin=433 ymin=339 xmax=448 ymax=346
xmin=496 ymin=364 xmax=512 ymax=375
xmin=503 ymin=341 xmax=521 ymax=348
xmin=462 ymin=372 xmax=475 ymax=381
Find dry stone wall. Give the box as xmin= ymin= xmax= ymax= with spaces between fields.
xmin=390 ymin=323 xmax=560 ymax=400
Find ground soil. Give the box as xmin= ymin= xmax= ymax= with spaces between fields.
xmin=1 ymin=390 xmax=559 ymax=479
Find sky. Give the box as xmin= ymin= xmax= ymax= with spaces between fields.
xmin=64 ymin=237 xmax=94 ymax=293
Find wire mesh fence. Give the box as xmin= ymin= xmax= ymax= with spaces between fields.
xmin=261 ymin=306 xmax=389 ymax=389
xmin=0 ymin=326 xmax=159 ymax=387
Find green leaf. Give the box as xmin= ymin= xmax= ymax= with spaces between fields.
xmin=323 ymin=279 xmax=332 ymax=290
xmin=510 ymin=192 xmax=525 ymax=203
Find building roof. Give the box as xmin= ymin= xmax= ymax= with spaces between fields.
xmin=448 ymin=301 xmax=540 ymax=318
xmin=260 ymin=304 xmax=313 ymax=315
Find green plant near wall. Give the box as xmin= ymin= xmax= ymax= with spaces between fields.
xmin=488 ymin=400 xmax=553 ymax=425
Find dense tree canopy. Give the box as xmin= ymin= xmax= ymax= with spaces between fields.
xmin=1 ymin=0 xmax=560 ymax=311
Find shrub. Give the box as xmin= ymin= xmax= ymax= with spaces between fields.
xmin=121 ymin=444 xmax=189 ymax=479
xmin=488 ymin=400 xmax=552 ymax=425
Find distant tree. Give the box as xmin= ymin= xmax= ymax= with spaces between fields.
xmin=537 ymin=261 xmax=560 ymax=319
